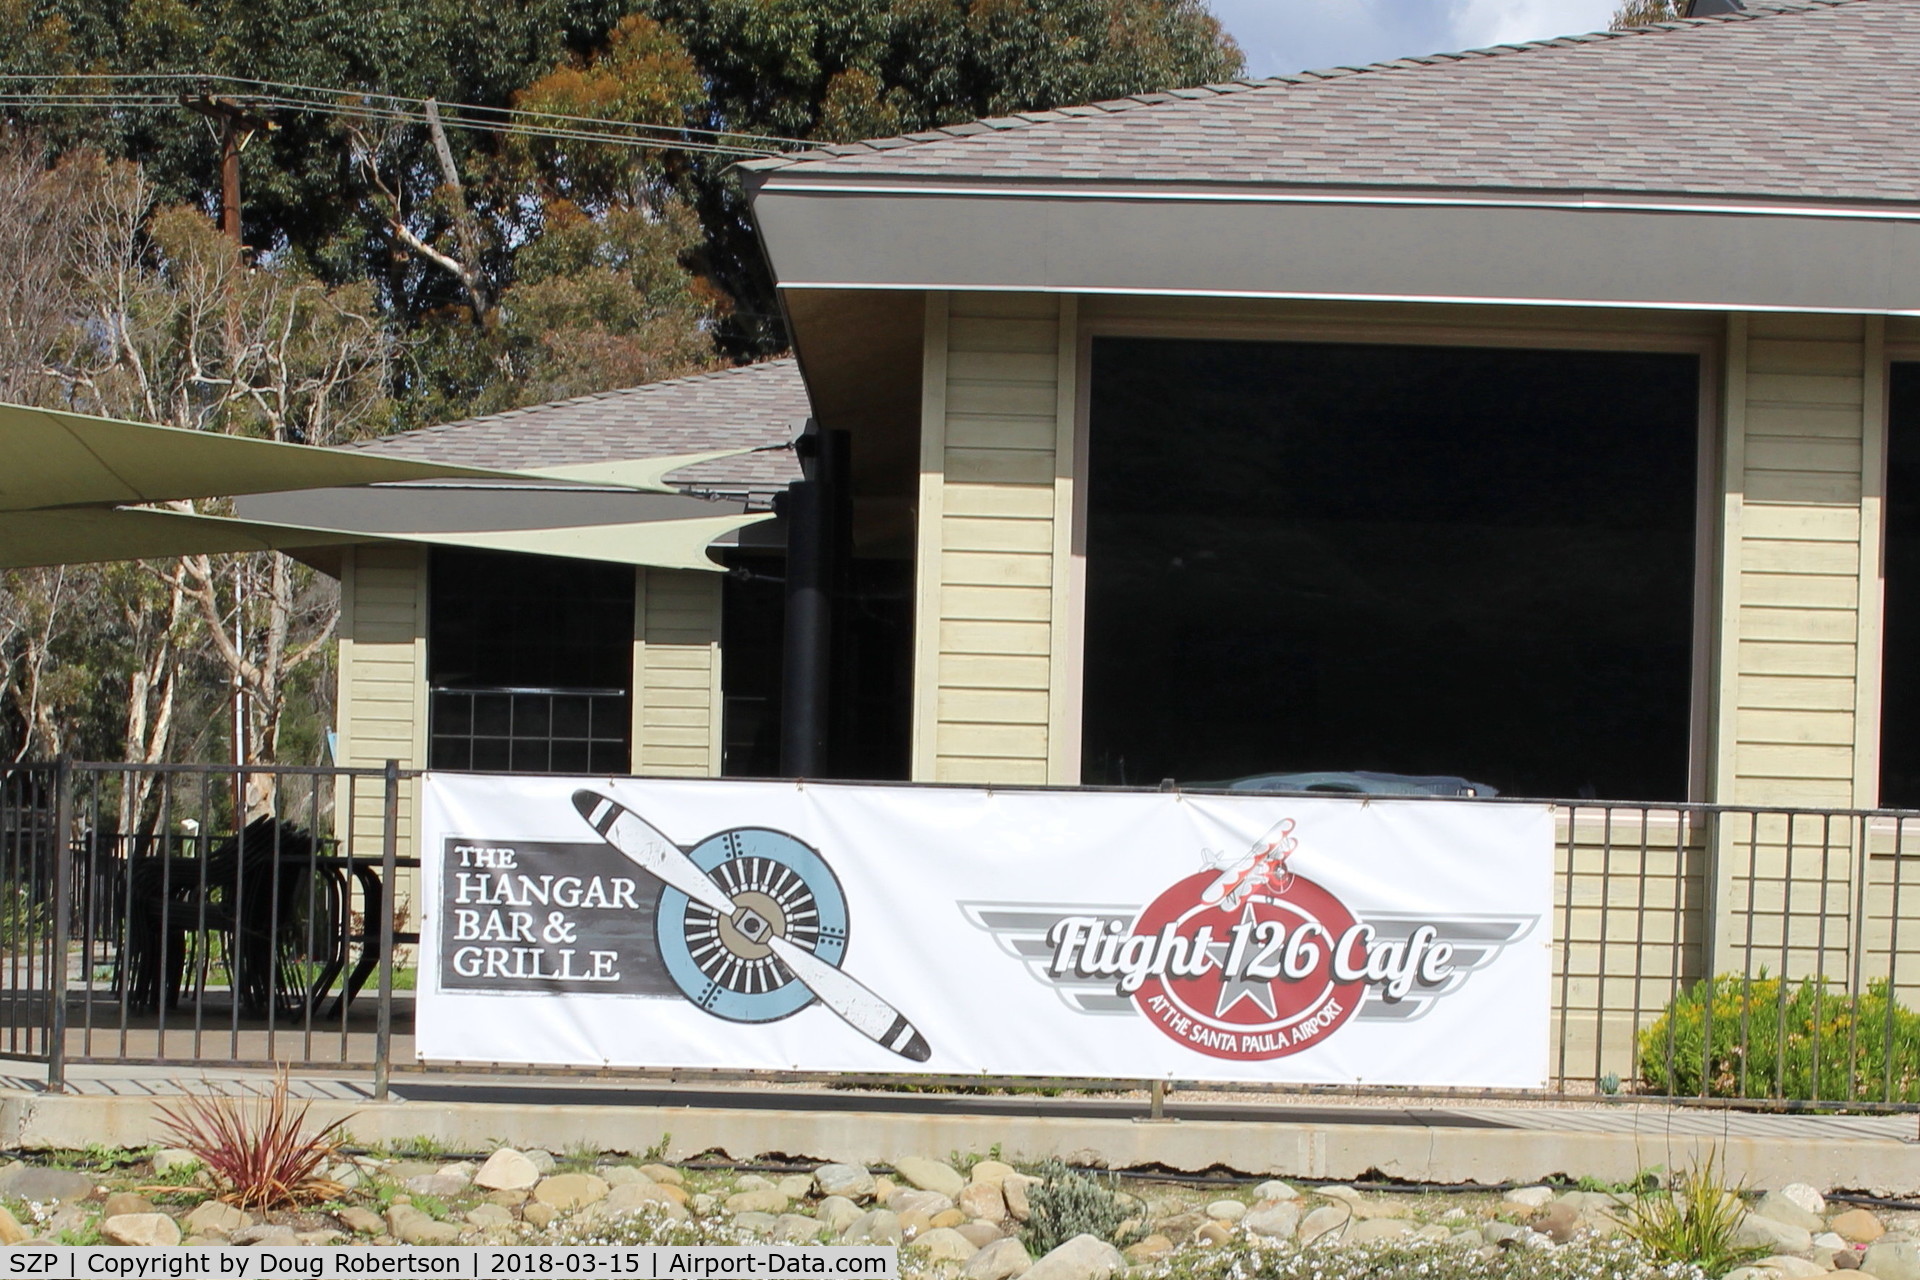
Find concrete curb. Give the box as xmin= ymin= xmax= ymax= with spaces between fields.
xmin=4 ymin=1089 xmax=1918 ymax=1195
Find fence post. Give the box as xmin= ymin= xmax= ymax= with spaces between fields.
xmin=47 ymin=759 xmax=71 ymax=1093
xmin=374 ymin=760 xmax=400 ymax=1101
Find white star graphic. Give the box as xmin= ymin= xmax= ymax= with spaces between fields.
xmin=1211 ymin=903 xmax=1279 ymax=1019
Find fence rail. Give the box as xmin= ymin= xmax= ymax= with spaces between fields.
xmin=5 ymin=763 xmax=1920 ymax=1111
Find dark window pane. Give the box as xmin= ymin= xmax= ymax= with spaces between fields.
xmin=471 ymin=739 xmax=512 ymax=772
xmin=550 ymin=740 xmax=591 ymax=774
xmin=1883 ymin=363 xmax=1920 ymax=806
xmin=1083 ymin=338 xmax=1699 ymax=802
xmin=514 ymin=696 xmax=551 ymax=738
xmin=473 ymin=695 xmax=512 ymax=738
xmin=433 ymin=691 xmax=471 ymax=735
xmin=588 ymin=741 xmax=628 ymax=774
xmin=552 ymin=696 xmax=592 ymax=738
xmin=430 ymin=737 xmax=471 ymax=771
xmin=510 ymin=739 xmax=551 ymax=773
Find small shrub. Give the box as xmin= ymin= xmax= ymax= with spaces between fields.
xmin=1638 ymin=973 xmax=1920 ymax=1102
xmin=154 ymin=1070 xmax=351 ymax=1210
xmin=1021 ymin=1160 xmax=1138 ymax=1256
xmin=1618 ymin=1151 xmax=1761 ymax=1276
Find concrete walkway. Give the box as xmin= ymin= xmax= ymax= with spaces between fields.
xmin=1 ymin=1064 xmax=1915 ymax=1196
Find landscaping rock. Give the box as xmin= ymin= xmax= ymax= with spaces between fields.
xmin=526 ymin=1151 xmax=556 ymax=1174
xmin=1318 ymin=1185 xmax=1363 ymax=1204
xmin=296 ymin=1231 xmax=344 ymax=1246
xmin=1528 ymin=1202 xmax=1583 ymax=1244
xmin=734 ymin=1212 xmax=779 ymax=1235
xmin=1865 ymin=1240 xmax=1920 ymax=1280
xmin=1002 ymin=1177 xmax=1035 ymax=1223
xmin=436 ymin=1162 xmax=476 ymax=1185
xmin=607 ymin=1183 xmax=690 ymax=1217
xmin=231 ymin=1225 xmax=298 ymax=1246
xmin=773 ymin=1215 xmax=823 ymax=1243
xmin=406 ymin=1174 xmax=470 ymax=1198
xmin=1348 ymin=1219 xmax=1415 ymax=1244
xmin=816 ymin=1164 xmax=876 ymax=1201
xmin=0 ymin=1207 xmax=27 ymax=1246
xmin=640 ymin=1165 xmax=684 ymax=1186
xmin=692 ymin=1195 xmax=717 ymax=1216
xmin=1299 ymin=1205 xmax=1351 ymax=1244
xmin=778 ymin=1175 xmax=814 ymax=1200
xmin=737 ymin=1174 xmax=775 ymax=1192
xmin=726 ymin=1188 xmax=791 ymax=1216
xmin=337 ymin=1207 xmax=385 ymax=1236
xmin=522 ymin=1203 xmax=557 ymax=1230
xmin=1194 ymin=1222 xmax=1233 ymax=1247
xmin=387 ymin=1207 xmax=461 ymax=1246
xmin=1836 ymin=1209 xmax=1889 ymax=1243
xmin=1757 ymin=1191 xmax=1829 ymax=1233
xmin=842 ymin=1209 xmax=902 ymax=1245
xmin=183 ymin=1201 xmax=251 ymax=1238
xmin=102 ymin=1193 xmax=154 ymax=1218
xmin=1023 ymin=1233 xmax=1124 ymax=1280
xmin=964 ymin=1238 xmax=1031 ymax=1280
xmin=895 ymin=1158 xmax=966 ymax=1199
xmin=476 ymin=1149 xmax=541 ymax=1192
xmin=1256 ymin=1180 xmax=1299 ymax=1202
xmin=1244 ymin=1202 xmax=1302 ymax=1239
xmin=534 ymin=1173 xmax=610 ymax=1211
xmin=817 ymin=1197 xmax=862 ymax=1234
xmin=916 ymin=1227 xmax=980 ymax=1263
xmin=1504 ymin=1186 xmax=1556 ymax=1209
xmin=1780 ymin=1184 xmax=1829 ymax=1216
xmin=930 ymin=1209 xmax=966 ymax=1230
xmin=1737 ymin=1212 xmax=1815 ymax=1255
xmin=958 ymin=1181 xmax=1006 ymax=1222
xmin=872 ymin=1177 xmax=896 ymax=1204
xmin=601 ymin=1166 xmax=649 ymax=1187
xmin=1205 ymin=1199 xmax=1246 ymax=1222
xmin=969 ymin=1162 xmax=1019 ymax=1188
xmin=466 ymin=1205 xmax=514 ymax=1229
xmin=150 ymin=1149 xmax=200 ymax=1175
xmin=956 ymin=1223 xmax=1003 ymax=1248
xmin=1752 ymin=1257 xmax=1830 ymax=1278
xmin=1124 ymin=1236 xmax=1175 ymax=1263
xmin=0 ymin=1166 xmax=94 ymax=1203
xmin=101 ymin=1214 xmax=181 ymax=1247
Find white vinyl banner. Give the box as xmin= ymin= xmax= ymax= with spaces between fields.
xmin=418 ymin=774 xmax=1554 ymax=1087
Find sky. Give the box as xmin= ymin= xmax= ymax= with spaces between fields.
xmin=1209 ymin=0 xmax=1628 ymax=79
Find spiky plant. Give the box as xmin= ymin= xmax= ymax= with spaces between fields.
xmin=1619 ymin=1149 xmax=1763 ymax=1275
xmin=154 ymin=1069 xmax=352 ymax=1210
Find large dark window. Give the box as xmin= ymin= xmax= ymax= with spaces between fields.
xmin=1083 ymin=338 xmax=1700 ymax=800
xmin=1883 ymin=363 xmax=1920 ymax=806
xmin=428 ymin=549 xmax=634 ymax=773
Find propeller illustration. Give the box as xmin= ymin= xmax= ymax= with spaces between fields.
xmin=572 ymin=788 xmax=932 ymax=1062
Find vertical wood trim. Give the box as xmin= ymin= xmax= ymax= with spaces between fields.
xmin=1711 ymin=313 xmax=1748 ymax=804
xmin=708 ymin=577 xmax=726 ymax=775
xmin=335 ymin=548 xmax=358 ymax=762
xmin=1857 ymin=315 xmax=1889 ymax=807
xmin=911 ymin=291 xmax=950 ymax=782
xmin=631 ymin=566 xmax=649 ymax=775
xmin=1047 ymin=295 xmax=1080 ymax=785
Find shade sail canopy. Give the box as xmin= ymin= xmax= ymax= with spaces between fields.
xmin=0 ymin=505 xmax=773 ymax=574
xmin=0 ymin=401 xmax=734 ymax=511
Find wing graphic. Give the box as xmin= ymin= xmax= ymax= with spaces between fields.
xmin=1352 ymin=913 xmax=1539 ymax=1023
xmin=959 ymin=901 xmax=1140 ymax=1015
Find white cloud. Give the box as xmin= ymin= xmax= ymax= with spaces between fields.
xmin=1210 ymin=0 xmax=1626 ymax=79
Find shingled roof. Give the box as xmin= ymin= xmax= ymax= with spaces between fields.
xmin=745 ymin=0 xmax=1920 ymax=206
xmin=354 ymin=360 xmax=808 ymax=507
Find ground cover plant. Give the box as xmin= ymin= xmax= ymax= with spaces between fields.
xmin=154 ymin=1072 xmax=350 ymax=1209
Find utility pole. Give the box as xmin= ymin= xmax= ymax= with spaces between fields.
xmin=181 ymin=94 xmax=275 ymax=247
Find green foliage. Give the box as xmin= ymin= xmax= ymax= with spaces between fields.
xmin=1612 ymin=0 xmax=1679 ymax=28
xmin=1638 ymin=973 xmax=1920 ymax=1103
xmin=1166 ymin=1236 xmax=1704 ymax=1280
xmin=1617 ymin=1152 xmax=1762 ymax=1275
xmin=1021 ymin=1159 xmax=1138 ymax=1256
xmin=643 ymin=1133 xmax=672 ymax=1163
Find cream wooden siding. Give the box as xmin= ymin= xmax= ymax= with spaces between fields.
xmin=1719 ymin=313 xmax=1885 ymax=810
xmin=633 ymin=568 xmax=723 ymax=776
xmin=914 ymin=291 xmax=1076 ymax=784
xmin=335 ymin=544 xmax=428 ymax=869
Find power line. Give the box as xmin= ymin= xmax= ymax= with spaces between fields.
xmin=0 ymin=73 xmax=810 ymax=157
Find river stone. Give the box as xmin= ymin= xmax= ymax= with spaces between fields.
xmin=1757 ymin=1192 xmax=1829 ymax=1233
xmin=101 ymin=1193 xmax=153 ymax=1219
xmin=1505 ymin=1186 xmax=1556 ymax=1209
xmin=387 ymin=1207 xmax=461 ymax=1246
xmin=1256 ymin=1180 xmax=1300 ymax=1202
xmin=232 ymin=1225 xmax=299 ymax=1245
xmin=1753 ymin=1257 xmax=1830 ymax=1278
xmin=525 ymin=1151 xmax=556 ymax=1174
xmin=1318 ymin=1185 xmax=1363 ymax=1204
xmin=1835 ymin=1210 xmax=1888 ymax=1243
xmin=522 ymin=1202 xmax=557 ymax=1230
xmin=183 ymin=1201 xmax=251 ymax=1237
xmin=466 ymin=1205 xmax=515 ymax=1229
xmin=893 ymin=1189 xmax=956 ymax=1215
xmin=1866 ymin=1240 xmax=1920 ymax=1280
xmin=1205 ymin=1199 xmax=1246 ymax=1222
xmin=0 ymin=1207 xmax=26 ymax=1246
xmin=931 ymin=1209 xmax=967 ymax=1230
xmin=1299 ymin=1205 xmax=1351 ymax=1244
xmin=0 ymin=1167 xmax=94 ymax=1203
xmin=641 ymin=1165 xmax=684 ymax=1186
xmin=734 ymin=1212 xmax=779 ymax=1235
xmin=1002 ymin=1177 xmax=1035 ymax=1223
xmin=773 ymin=1214 xmax=824 ymax=1243
xmin=816 ymin=1164 xmax=876 ymax=1201
xmin=1244 ymin=1202 xmax=1302 ymax=1239
xmin=872 ymin=1177 xmax=896 ymax=1203
xmin=727 ymin=1188 xmax=791 ymax=1215
xmin=842 ymin=1209 xmax=902 ymax=1245
xmin=476 ymin=1150 xmax=541 ymax=1192
xmin=964 ymin=1238 xmax=1031 ymax=1280
xmin=601 ymin=1166 xmax=649 ymax=1187
xmin=778 ymin=1175 xmax=814 ymax=1200
xmin=607 ymin=1182 xmax=691 ymax=1216
xmin=337 ymin=1207 xmax=385 ymax=1236
xmin=970 ymin=1162 xmax=1019 ymax=1188
xmin=535 ymin=1173 xmax=610 ymax=1211
xmin=895 ymin=1158 xmax=967 ymax=1199
xmin=406 ymin=1174 xmax=470 ymax=1198
xmin=736 ymin=1174 xmax=774 ymax=1191
xmin=957 ymin=1223 xmax=1003 ymax=1248
xmin=817 ymin=1197 xmax=862 ymax=1234
xmin=1736 ymin=1212 xmax=1815 ymax=1255
xmin=1529 ymin=1202 xmax=1584 ymax=1244
xmin=101 ymin=1214 xmax=180 ymax=1247
xmin=1124 ymin=1236 xmax=1175 ymax=1263
xmin=1832 ymin=1251 xmax=1864 ymax=1272
xmin=1024 ymin=1234 xmax=1124 ymax=1280
xmin=1194 ymin=1222 xmax=1233 ymax=1247
xmin=917 ymin=1227 xmax=981 ymax=1263
xmin=437 ymin=1162 xmax=476 ymax=1185
xmin=1349 ymin=1219 xmax=1415 ymax=1244
xmin=1451 ymin=1229 xmax=1486 ymax=1247
xmin=956 ymin=1181 xmax=1006 ymax=1223
xmin=1779 ymin=1184 xmax=1830 ymax=1216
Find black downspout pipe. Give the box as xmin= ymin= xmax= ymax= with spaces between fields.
xmin=780 ymin=421 xmax=838 ymax=777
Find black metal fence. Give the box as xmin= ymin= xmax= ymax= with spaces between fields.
xmin=7 ymin=762 xmax=1920 ymax=1112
